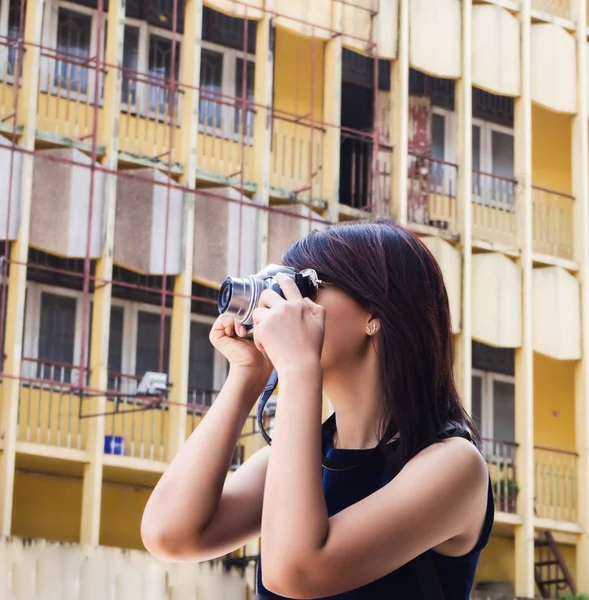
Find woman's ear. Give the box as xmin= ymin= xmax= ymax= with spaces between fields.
xmin=365 ymin=317 xmax=381 ymax=336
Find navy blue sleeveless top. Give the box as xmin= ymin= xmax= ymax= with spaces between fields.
xmin=257 ymin=426 xmax=494 ymax=599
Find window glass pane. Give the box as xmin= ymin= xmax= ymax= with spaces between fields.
xmin=7 ymin=0 xmax=23 ymax=75
xmin=188 ymin=321 xmax=214 ymax=390
xmin=493 ymin=380 xmax=515 ymax=443
xmin=38 ymin=293 xmax=76 ymax=382
xmin=472 ymin=125 xmax=481 ymax=171
xmin=491 ymin=131 xmax=514 ymax=178
xmin=491 ymin=130 xmax=515 ymax=209
xmin=202 ymin=6 xmax=256 ymax=54
xmin=431 ymin=114 xmax=445 ymax=161
xmin=234 ymin=58 xmax=255 ymax=135
xmin=55 ymin=8 xmax=92 ymax=95
xmin=135 ymin=311 xmax=171 ymax=378
xmin=107 ymin=306 xmax=124 ymax=390
xmin=148 ymin=34 xmax=180 ymax=113
xmin=121 ymin=25 xmax=139 ymax=105
xmin=471 ymin=375 xmax=483 ymax=437
xmin=199 ymin=49 xmax=223 ymax=127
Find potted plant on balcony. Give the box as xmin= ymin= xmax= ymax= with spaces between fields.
xmin=492 ymin=477 xmax=519 ymax=512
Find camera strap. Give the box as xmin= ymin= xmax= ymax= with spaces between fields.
xmin=256 ymin=369 xmax=279 ymax=446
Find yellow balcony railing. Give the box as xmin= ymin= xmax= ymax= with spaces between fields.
xmin=407 ymin=153 xmax=457 ymax=232
xmin=532 ymin=185 xmax=574 ymax=260
xmin=270 ymin=112 xmax=324 ymax=202
xmin=482 ymin=438 xmax=519 ymax=515
xmin=36 ymin=49 xmax=104 ymax=147
xmin=534 ymin=445 xmax=578 ymax=523
xmin=472 ymin=170 xmax=517 ymax=248
xmin=17 ymin=357 xmax=87 ymax=450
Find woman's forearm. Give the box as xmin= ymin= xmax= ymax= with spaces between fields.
xmin=141 ymin=368 xmax=266 ymax=554
xmin=261 ymin=362 xmax=328 ymax=577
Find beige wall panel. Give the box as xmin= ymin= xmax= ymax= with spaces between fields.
xmin=342 ymin=0 xmax=398 ymax=59
xmin=193 ymin=187 xmax=259 ymax=286
xmin=30 ymin=148 xmax=105 ymax=258
xmin=472 ymin=252 xmax=522 ymax=347
xmin=114 ymin=169 xmax=183 ymax=275
xmin=421 ymin=237 xmax=462 ymax=334
xmin=472 ymin=5 xmax=520 ymax=97
xmin=0 ymin=135 xmax=22 ymax=240
xmin=531 ymin=24 xmax=577 ymax=114
xmin=409 ymin=0 xmax=461 ymax=78
xmin=204 ymin=0 xmax=263 ymax=19
xmin=274 ymin=0 xmax=332 ymax=39
xmin=533 ymin=267 xmax=581 ymax=359
xmin=0 ymin=537 xmax=248 ymax=600
xmin=268 ymin=205 xmax=329 ymax=265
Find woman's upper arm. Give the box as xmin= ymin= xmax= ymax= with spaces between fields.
xmin=196 ymin=444 xmax=271 ymax=558
xmin=153 ymin=445 xmax=270 ymax=562
xmin=264 ymin=438 xmax=489 ymax=598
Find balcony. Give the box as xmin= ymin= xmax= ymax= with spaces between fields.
xmin=17 ymin=357 xmax=87 ymax=451
xmin=534 ymin=445 xmax=578 ymax=523
xmin=532 ymin=185 xmax=574 ymax=261
xmin=472 ymin=170 xmax=517 ymax=248
xmin=36 ymin=48 xmax=106 ymax=153
xmin=407 ymin=153 xmax=457 ymax=233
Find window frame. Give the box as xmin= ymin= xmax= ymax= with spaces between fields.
xmin=430 ymin=106 xmax=457 ymax=195
xmin=200 ymin=38 xmax=255 ymax=142
xmin=471 ymin=118 xmax=515 ymax=209
xmin=472 ymin=367 xmax=515 ymax=444
xmin=22 ymin=282 xmax=223 ymax=399
xmin=471 ymin=117 xmax=514 ymax=176
xmin=42 ymin=0 xmax=105 ymax=100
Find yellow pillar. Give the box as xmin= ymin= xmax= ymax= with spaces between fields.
xmin=166 ymin=0 xmax=203 ymax=461
xmin=0 ymin=0 xmax=44 ymax=536
xmin=453 ymin=0 xmax=473 ymax=413
xmin=514 ymin=0 xmax=535 ymax=595
xmin=572 ymin=0 xmax=589 ymax=591
xmin=321 ymin=1 xmax=342 ymax=223
xmin=80 ymin=0 xmax=125 ymax=545
xmin=389 ymin=0 xmax=409 ymax=225
xmin=253 ymin=2 xmax=275 ymax=269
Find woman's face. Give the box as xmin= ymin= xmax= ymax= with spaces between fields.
xmin=313 ymin=282 xmax=373 ymax=373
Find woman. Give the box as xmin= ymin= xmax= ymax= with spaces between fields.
xmin=141 ymin=219 xmax=493 ymax=599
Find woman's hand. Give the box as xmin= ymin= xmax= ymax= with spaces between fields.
xmin=252 ymin=273 xmax=325 ymax=375
xmin=209 ymin=315 xmax=273 ymax=387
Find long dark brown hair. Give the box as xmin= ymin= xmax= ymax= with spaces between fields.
xmin=282 ymin=218 xmax=480 ymax=466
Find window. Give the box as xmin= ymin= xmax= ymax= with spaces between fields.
xmin=199 ymin=48 xmax=223 ymax=127
xmin=23 ymin=283 xmax=223 ymax=403
xmin=54 ymin=8 xmax=92 ymax=95
xmin=147 ymin=33 xmax=180 ymax=113
xmin=121 ymin=25 xmax=139 ymax=104
xmin=188 ymin=321 xmax=214 ymax=391
xmin=429 ymin=109 xmax=456 ymax=195
xmin=472 ymin=120 xmax=515 ymax=209
xmin=6 ymin=0 xmax=22 ymax=75
xmin=37 ymin=292 xmax=76 ymax=382
xmin=234 ymin=57 xmax=255 ymax=135
xmin=135 ymin=311 xmax=171 ymax=376
xmin=472 ymin=370 xmax=515 ymax=444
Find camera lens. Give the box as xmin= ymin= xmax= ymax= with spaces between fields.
xmin=217 ymin=279 xmax=234 ymax=314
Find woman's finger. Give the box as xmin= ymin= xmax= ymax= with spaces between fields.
xmin=258 ymin=288 xmax=284 ymax=309
xmin=252 ymin=307 xmax=270 ymax=327
xmin=275 ymin=273 xmax=303 ymax=301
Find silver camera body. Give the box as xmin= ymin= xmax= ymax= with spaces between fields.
xmin=217 ymin=264 xmax=320 ymax=334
